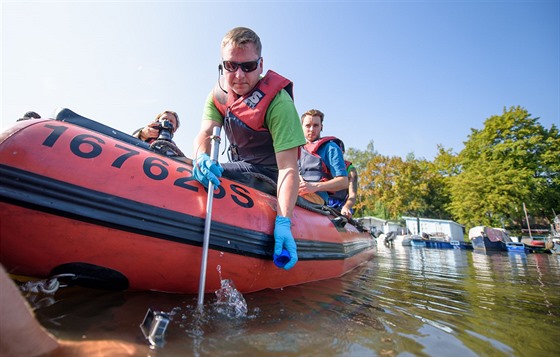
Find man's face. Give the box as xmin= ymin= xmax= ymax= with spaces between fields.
xmin=302 ymin=115 xmax=322 ymax=142
xmin=221 ymin=42 xmax=263 ymax=97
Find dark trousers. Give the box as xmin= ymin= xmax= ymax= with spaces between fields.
xmin=222 ymin=162 xmax=278 ymax=195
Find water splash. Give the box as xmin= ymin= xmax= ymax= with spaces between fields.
xmin=158 ymin=265 xmax=251 ymax=357
xmin=214 ymin=278 xmax=248 ymax=319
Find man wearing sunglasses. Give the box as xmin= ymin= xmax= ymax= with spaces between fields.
xmin=193 ymin=27 xmax=305 ymax=271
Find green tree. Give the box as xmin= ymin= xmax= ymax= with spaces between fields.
xmin=448 ymin=106 xmax=560 ymax=227
xmin=433 ymin=144 xmax=461 ymax=178
xmin=345 ymin=140 xmax=377 ymax=173
xmin=420 ymin=159 xmax=453 ymax=220
xmin=345 ymin=141 xmax=380 ymax=217
xmin=351 ymin=150 xmax=451 ymax=220
xmin=359 ymin=154 xmax=403 ymax=219
xmin=431 ymin=145 xmax=461 ymax=219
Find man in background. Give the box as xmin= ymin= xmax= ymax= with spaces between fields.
xmin=298 ymin=109 xmax=348 ymax=205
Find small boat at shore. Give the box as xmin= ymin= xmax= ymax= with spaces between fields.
xmin=546 ymin=215 xmax=560 ymax=255
xmin=545 ymin=239 xmax=560 ymax=255
xmin=521 ymin=237 xmax=549 ymax=254
xmin=410 ymin=239 xmax=426 ymax=248
xmin=469 ymin=226 xmax=513 ymax=251
xmin=402 ymin=234 xmax=419 ymax=246
xmin=519 ymin=203 xmax=552 ymax=254
xmin=0 ymin=108 xmax=375 ymax=294
xmin=424 ymin=239 xmax=473 ymax=250
xmin=409 ymin=234 xmax=473 ymax=250
xmin=505 ymin=241 xmax=528 ymax=253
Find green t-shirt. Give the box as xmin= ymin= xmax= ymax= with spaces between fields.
xmin=202 ymin=88 xmax=305 ymax=153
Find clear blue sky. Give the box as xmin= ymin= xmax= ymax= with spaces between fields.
xmin=2 ymin=0 xmax=559 ymax=160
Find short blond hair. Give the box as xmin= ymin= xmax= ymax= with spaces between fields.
xmin=301 ymin=109 xmax=324 ymax=123
xmin=221 ymin=27 xmax=262 ymax=56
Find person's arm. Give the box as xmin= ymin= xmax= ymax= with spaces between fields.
xmin=132 ymin=127 xmax=144 ymax=139
xmin=174 ymin=156 xmax=194 ymax=166
xmin=266 ymin=90 xmax=305 ymax=269
xmin=135 ymin=122 xmax=161 ymax=142
xmin=273 ymin=147 xmax=300 ymax=270
xmin=192 ymin=119 xmax=223 ymax=188
xmin=299 ymin=176 xmax=348 ymax=196
xmin=0 ymin=265 xmax=58 ymax=357
xmin=193 ymin=119 xmax=221 ymax=157
xmin=1 ymin=265 xmax=147 ymax=357
xmin=341 ymin=166 xmax=358 ymax=218
xmin=275 ymin=147 xmax=300 ymax=218
xmin=195 ymin=91 xmax=224 ymax=157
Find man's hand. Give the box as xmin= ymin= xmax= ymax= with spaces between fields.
xmin=138 ymin=121 xmax=160 ymax=141
xmin=341 ymin=205 xmax=353 ymax=219
xmin=273 ymin=216 xmax=298 ymax=270
xmin=193 ymin=153 xmax=223 ymax=188
xmin=298 ymin=179 xmax=318 ymax=196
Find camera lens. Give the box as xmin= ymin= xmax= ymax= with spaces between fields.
xmin=157 ymin=120 xmax=174 ymax=141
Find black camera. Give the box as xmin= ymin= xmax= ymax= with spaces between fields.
xmin=156 ymin=119 xmax=175 ymax=141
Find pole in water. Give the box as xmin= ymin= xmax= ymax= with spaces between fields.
xmin=197 ymin=126 xmax=221 ymax=311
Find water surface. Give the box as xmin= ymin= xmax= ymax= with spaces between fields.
xmin=29 ymin=243 xmax=560 ymax=356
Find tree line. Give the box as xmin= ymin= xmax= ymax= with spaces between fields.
xmin=345 ymin=106 xmax=560 ymax=234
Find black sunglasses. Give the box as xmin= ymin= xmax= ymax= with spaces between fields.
xmin=222 ymin=58 xmax=262 ymax=73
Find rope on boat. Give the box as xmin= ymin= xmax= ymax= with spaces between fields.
xmin=240 ymin=171 xmax=277 ymax=195
xmin=150 ymin=139 xmax=186 ymax=158
xmin=321 ymin=205 xmax=371 ymax=234
xmin=18 ymin=273 xmax=75 ymax=295
xmin=296 ymin=196 xmax=331 ymax=215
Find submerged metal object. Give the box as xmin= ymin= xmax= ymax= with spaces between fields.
xmin=140 ymin=308 xmax=170 ymax=347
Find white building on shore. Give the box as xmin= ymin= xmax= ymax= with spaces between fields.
xmin=357 ymin=216 xmax=404 ymax=235
xmin=402 ymin=216 xmax=465 ymax=241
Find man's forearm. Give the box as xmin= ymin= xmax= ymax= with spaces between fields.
xmin=344 ymin=196 xmax=356 ymax=210
xmin=345 ymin=169 xmax=358 ymax=209
xmin=276 ymin=166 xmax=299 ymax=218
xmin=317 ymin=176 xmax=348 ymax=193
xmin=0 ymin=265 xmax=59 ymax=357
xmin=193 ymin=132 xmax=211 ymax=157
xmin=275 ymin=148 xmax=300 ymax=218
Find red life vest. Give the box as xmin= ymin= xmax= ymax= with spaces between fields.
xmin=212 ymin=70 xmax=294 ymax=165
xmin=299 ymin=136 xmax=343 ymax=182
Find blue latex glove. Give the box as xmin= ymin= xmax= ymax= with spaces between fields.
xmin=273 ymin=216 xmax=298 ymax=270
xmin=193 ymin=153 xmax=223 ymax=188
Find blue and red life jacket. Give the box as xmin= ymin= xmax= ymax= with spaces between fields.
xmin=299 ymin=136 xmax=345 ymax=182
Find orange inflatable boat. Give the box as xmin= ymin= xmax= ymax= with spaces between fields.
xmin=0 ymin=108 xmax=375 ymax=294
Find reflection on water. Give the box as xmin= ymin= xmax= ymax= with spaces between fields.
xmin=26 ymin=244 xmax=560 ymax=356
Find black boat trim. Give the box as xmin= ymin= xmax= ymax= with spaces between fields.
xmin=0 ymin=164 xmax=372 ymax=261
xmin=55 ymin=107 xmax=151 ymax=150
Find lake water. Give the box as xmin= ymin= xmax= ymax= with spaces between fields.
xmin=25 ymin=240 xmax=560 ymax=356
